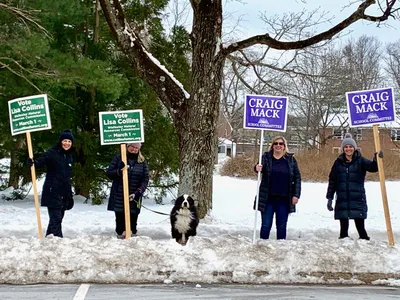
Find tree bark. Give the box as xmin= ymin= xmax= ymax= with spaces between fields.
xmin=8 ymin=137 xmax=24 ymax=188
xmin=176 ymin=0 xmax=224 ymax=216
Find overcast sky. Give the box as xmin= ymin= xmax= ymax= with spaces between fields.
xmin=222 ymin=0 xmax=398 ymax=44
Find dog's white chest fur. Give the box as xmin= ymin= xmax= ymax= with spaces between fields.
xmin=174 ymin=208 xmax=193 ymax=233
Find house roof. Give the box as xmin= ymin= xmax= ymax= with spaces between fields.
xmin=218 ymin=137 xmax=236 ymax=145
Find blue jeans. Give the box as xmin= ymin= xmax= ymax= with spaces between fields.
xmin=260 ymin=196 xmax=289 ymax=240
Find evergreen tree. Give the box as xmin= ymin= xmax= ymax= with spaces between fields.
xmin=1 ymin=0 xmax=183 ymax=203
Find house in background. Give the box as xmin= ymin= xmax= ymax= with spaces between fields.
xmin=218 ymin=138 xmax=237 ymax=162
xmin=217 ymin=109 xmax=400 ymax=158
xmin=318 ymin=114 xmax=400 ymax=155
xmin=216 ymin=112 xmax=237 ymax=163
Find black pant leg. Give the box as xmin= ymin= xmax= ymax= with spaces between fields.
xmin=354 ymin=218 xmax=369 ymax=240
xmin=115 ymin=211 xmax=125 ymax=235
xmin=46 ymin=208 xmax=64 ymax=238
xmin=130 ymin=213 xmax=138 ymax=234
xmin=339 ymin=219 xmax=349 ymax=238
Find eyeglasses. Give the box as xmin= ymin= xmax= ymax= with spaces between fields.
xmin=273 ymin=142 xmax=285 ymax=146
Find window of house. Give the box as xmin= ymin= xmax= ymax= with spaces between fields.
xmin=332 ymin=128 xmax=344 ymax=140
xmin=289 ymin=134 xmax=300 ymax=147
xmin=218 ymin=146 xmax=225 ymax=154
xmin=390 ymin=148 xmax=400 ymax=156
xmin=391 ymin=129 xmax=400 ymax=141
xmin=353 ymin=128 xmax=362 ymax=141
xmin=291 ymin=134 xmax=300 ymax=141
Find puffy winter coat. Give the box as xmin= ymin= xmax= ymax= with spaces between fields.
xmin=34 ymin=145 xmax=73 ymax=209
xmin=107 ymin=153 xmax=149 ymax=214
xmin=326 ymin=151 xmax=378 ymax=220
xmin=254 ymin=151 xmax=301 ymax=213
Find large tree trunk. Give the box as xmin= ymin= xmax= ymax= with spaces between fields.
xmin=8 ymin=137 xmax=24 ymax=188
xmin=175 ymin=1 xmax=223 ymax=216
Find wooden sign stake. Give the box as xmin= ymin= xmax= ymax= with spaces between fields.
xmin=372 ymin=124 xmax=394 ymax=246
xmin=121 ymin=144 xmax=131 ymax=239
xmin=26 ymin=132 xmax=43 ymax=240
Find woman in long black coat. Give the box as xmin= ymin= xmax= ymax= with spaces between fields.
xmin=326 ymin=133 xmax=379 ymax=240
xmin=27 ymin=130 xmax=75 ymax=238
xmin=107 ymin=142 xmax=149 ymax=239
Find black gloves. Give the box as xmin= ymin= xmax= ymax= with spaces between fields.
xmin=118 ymin=161 xmax=125 ymax=170
xmin=26 ymin=157 xmax=35 ymax=167
xmin=116 ymin=161 xmax=126 ymax=176
xmin=374 ymin=150 xmax=384 ymax=161
xmin=129 ymin=190 xmax=142 ymax=202
xmin=134 ymin=191 xmax=142 ymax=200
xmin=327 ymin=199 xmax=333 ymax=211
xmin=66 ymin=193 xmax=74 ymax=210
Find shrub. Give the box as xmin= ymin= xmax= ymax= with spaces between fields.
xmin=220 ymin=150 xmax=400 ymax=181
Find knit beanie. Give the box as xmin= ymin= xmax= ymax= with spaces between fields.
xmin=127 ymin=142 xmax=141 ymax=149
xmin=59 ymin=129 xmax=74 ymax=143
xmin=341 ymin=133 xmax=357 ymax=150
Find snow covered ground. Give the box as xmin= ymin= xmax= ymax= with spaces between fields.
xmin=0 ymin=175 xmax=399 ymax=286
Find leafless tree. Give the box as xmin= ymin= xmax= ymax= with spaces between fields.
xmin=283 ymin=35 xmax=384 ymax=151
xmin=285 ymin=45 xmax=347 ymax=150
xmin=385 ymin=40 xmax=400 ymax=90
xmin=341 ymin=35 xmax=384 ymax=90
xmin=384 ymin=40 xmax=400 ymax=137
xmin=99 ymin=0 xmax=399 ymax=218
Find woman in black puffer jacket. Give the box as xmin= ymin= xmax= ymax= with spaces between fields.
xmin=326 ymin=133 xmax=380 ymax=240
xmin=254 ymin=136 xmax=301 ymax=240
xmin=107 ymin=142 xmax=149 ymax=238
xmin=27 ymin=130 xmax=75 ymax=238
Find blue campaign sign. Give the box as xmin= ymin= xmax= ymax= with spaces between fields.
xmin=346 ymin=87 xmax=395 ymax=127
xmin=243 ymin=94 xmax=288 ymax=132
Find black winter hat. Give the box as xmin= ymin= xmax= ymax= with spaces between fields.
xmin=59 ymin=129 xmax=74 ymax=143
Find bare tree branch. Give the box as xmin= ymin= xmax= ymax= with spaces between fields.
xmin=99 ymin=0 xmax=189 ymax=117
xmin=220 ymin=0 xmax=397 ymax=56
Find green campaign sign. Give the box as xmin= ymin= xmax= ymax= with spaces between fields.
xmin=8 ymin=94 xmax=51 ymax=135
xmin=99 ymin=110 xmax=144 ymax=145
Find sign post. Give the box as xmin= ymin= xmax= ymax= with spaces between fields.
xmin=8 ymin=94 xmax=52 ymax=239
xmin=346 ymin=87 xmax=395 ymax=246
xmin=243 ymin=94 xmax=288 ymax=244
xmin=99 ymin=110 xmax=144 ymax=239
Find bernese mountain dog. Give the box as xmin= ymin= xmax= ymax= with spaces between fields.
xmin=170 ymin=194 xmax=199 ymax=245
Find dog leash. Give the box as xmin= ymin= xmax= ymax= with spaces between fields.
xmin=141 ymin=203 xmax=170 ymax=216
xmin=132 ymin=198 xmax=170 ymax=216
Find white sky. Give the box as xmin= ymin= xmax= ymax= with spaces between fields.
xmin=0 ymin=172 xmax=399 ymax=286
xmin=223 ymin=0 xmax=398 ymax=44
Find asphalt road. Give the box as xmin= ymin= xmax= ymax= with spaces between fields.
xmin=0 ymin=284 xmax=399 ymax=300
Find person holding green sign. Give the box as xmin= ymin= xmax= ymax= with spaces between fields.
xmin=27 ymin=129 xmax=75 ymax=238
xmin=106 ymin=142 xmax=149 ymax=239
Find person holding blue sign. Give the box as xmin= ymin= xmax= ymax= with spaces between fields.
xmin=254 ymin=136 xmax=301 ymax=240
xmin=326 ymin=133 xmax=382 ymax=240
xmin=26 ymin=129 xmax=75 ymax=238
xmin=106 ymin=142 xmax=149 ymax=239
